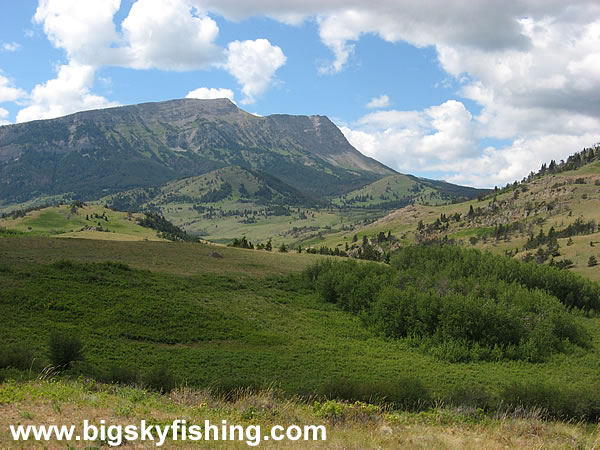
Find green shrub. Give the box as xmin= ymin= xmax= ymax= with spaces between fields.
xmin=306 ymin=245 xmax=592 ymax=362
xmin=391 ymin=246 xmax=600 ymax=311
xmin=319 ymin=377 xmax=430 ymax=410
xmin=48 ymin=331 xmax=84 ymax=369
xmin=308 ymin=259 xmax=393 ymax=313
xmin=0 ymin=344 xmax=37 ymax=371
xmin=445 ymin=384 xmax=493 ymax=409
xmin=144 ymin=365 xmax=175 ymax=393
xmin=107 ymin=366 xmax=138 ymax=385
xmin=500 ymin=381 xmax=600 ymax=420
xmin=313 ymin=399 xmax=380 ymax=424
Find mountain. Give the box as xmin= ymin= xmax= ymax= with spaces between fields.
xmin=0 ymin=98 xmax=394 ymax=205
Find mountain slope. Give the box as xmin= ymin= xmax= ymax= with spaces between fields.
xmin=323 ymin=145 xmax=600 ymax=281
xmin=333 ymin=173 xmax=485 ymax=210
xmin=0 ymin=99 xmax=394 ymax=205
xmin=0 ymin=203 xmax=165 ymax=241
xmin=105 ymin=165 xmax=320 ymax=211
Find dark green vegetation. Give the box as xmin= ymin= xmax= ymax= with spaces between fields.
xmin=1 ymin=239 xmax=600 ymax=420
xmin=307 ymin=246 xmax=597 ymax=364
xmin=137 ymin=211 xmax=194 ymax=241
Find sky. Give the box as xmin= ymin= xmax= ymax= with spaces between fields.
xmin=1 ymin=1 xmax=599 ymax=188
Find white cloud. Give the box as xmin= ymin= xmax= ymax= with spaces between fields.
xmin=16 ymin=0 xmax=600 ymax=185
xmin=1 ymin=42 xmax=21 ymax=52
xmin=365 ymin=95 xmax=390 ymax=109
xmin=186 ymin=87 xmax=235 ymax=103
xmin=343 ymin=100 xmax=477 ymax=172
xmin=224 ymin=39 xmax=286 ymax=104
xmin=193 ymin=1 xmax=600 ymax=185
xmin=34 ymin=0 xmax=121 ymax=65
xmin=443 ymin=134 xmax=600 ymax=188
xmin=22 ymin=0 xmax=286 ymax=121
xmin=0 ymin=107 xmax=10 ymax=125
xmin=343 ymin=100 xmax=600 ymax=187
xmin=16 ymin=63 xmax=119 ymax=123
xmin=0 ymin=75 xmax=26 ymax=102
xmin=34 ymin=0 xmax=221 ymax=70
xmin=120 ymin=0 xmax=221 ymax=70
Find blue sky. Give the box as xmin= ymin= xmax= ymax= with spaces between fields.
xmin=1 ymin=1 xmax=599 ymax=187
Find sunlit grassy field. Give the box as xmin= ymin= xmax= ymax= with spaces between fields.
xmin=0 ymin=205 xmax=162 ymax=241
xmin=2 ymin=380 xmax=598 ymax=448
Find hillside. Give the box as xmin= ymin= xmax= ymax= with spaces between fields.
xmin=0 ymin=203 xmax=167 ymax=241
xmin=0 ymin=99 xmax=394 ymax=206
xmin=333 ymin=173 xmax=485 ymax=210
xmin=323 ymin=145 xmax=600 ymax=281
xmin=99 ymin=168 xmax=486 ymax=245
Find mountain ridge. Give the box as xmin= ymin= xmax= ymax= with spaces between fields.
xmin=0 ymin=98 xmax=394 ymax=204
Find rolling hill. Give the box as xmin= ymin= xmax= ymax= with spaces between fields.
xmin=322 ymin=144 xmax=600 ymax=281
xmin=0 ymin=203 xmax=166 ymax=241
xmin=0 ymin=98 xmax=490 ymax=245
xmin=333 ymin=173 xmax=485 ymax=210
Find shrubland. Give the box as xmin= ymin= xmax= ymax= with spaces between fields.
xmin=306 ymin=246 xmax=598 ymax=363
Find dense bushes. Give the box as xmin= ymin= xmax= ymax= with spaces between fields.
xmin=391 ymin=245 xmax=600 ymax=311
xmin=0 ymin=344 xmax=37 ymax=371
xmin=305 ymin=259 xmax=393 ymax=313
xmin=306 ymin=246 xmax=594 ymax=362
xmin=48 ymin=331 xmax=84 ymax=369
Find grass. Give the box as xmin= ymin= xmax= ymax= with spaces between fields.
xmin=0 ymin=237 xmax=323 ymax=278
xmin=1 ymin=248 xmax=600 ymax=418
xmin=0 ymin=205 xmax=163 ymax=241
xmin=1 ymin=380 xmax=598 ymax=448
xmin=320 ymin=166 xmax=600 ymax=281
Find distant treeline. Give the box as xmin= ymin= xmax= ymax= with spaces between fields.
xmin=486 ymin=144 xmax=600 ymax=196
xmin=137 ymin=212 xmax=195 ymax=242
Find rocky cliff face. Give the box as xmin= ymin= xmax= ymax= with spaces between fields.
xmin=0 ymin=99 xmax=393 ymax=204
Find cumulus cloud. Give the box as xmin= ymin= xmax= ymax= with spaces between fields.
xmin=195 ymin=1 xmax=600 ymax=185
xmin=342 ymin=100 xmax=477 ymax=171
xmin=0 ymin=107 xmax=10 ymax=125
xmin=342 ymin=100 xmax=600 ymax=187
xmin=34 ymin=0 xmax=221 ymax=70
xmin=20 ymin=0 xmax=286 ymax=120
xmin=186 ymin=87 xmax=235 ymax=103
xmin=120 ymin=0 xmax=220 ymax=70
xmin=16 ymin=63 xmax=119 ymax=123
xmin=365 ymin=95 xmax=390 ymax=109
xmin=224 ymin=39 xmax=286 ymax=104
xmin=0 ymin=75 xmax=26 ymax=102
xmin=15 ymin=0 xmax=600 ymax=185
xmin=34 ymin=0 xmax=121 ymax=65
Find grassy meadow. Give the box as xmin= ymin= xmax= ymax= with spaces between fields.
xmin=1 ymin=239 xmax=599 ymax=417
xmin=0 ymin=204 xmax=163 ymax=241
